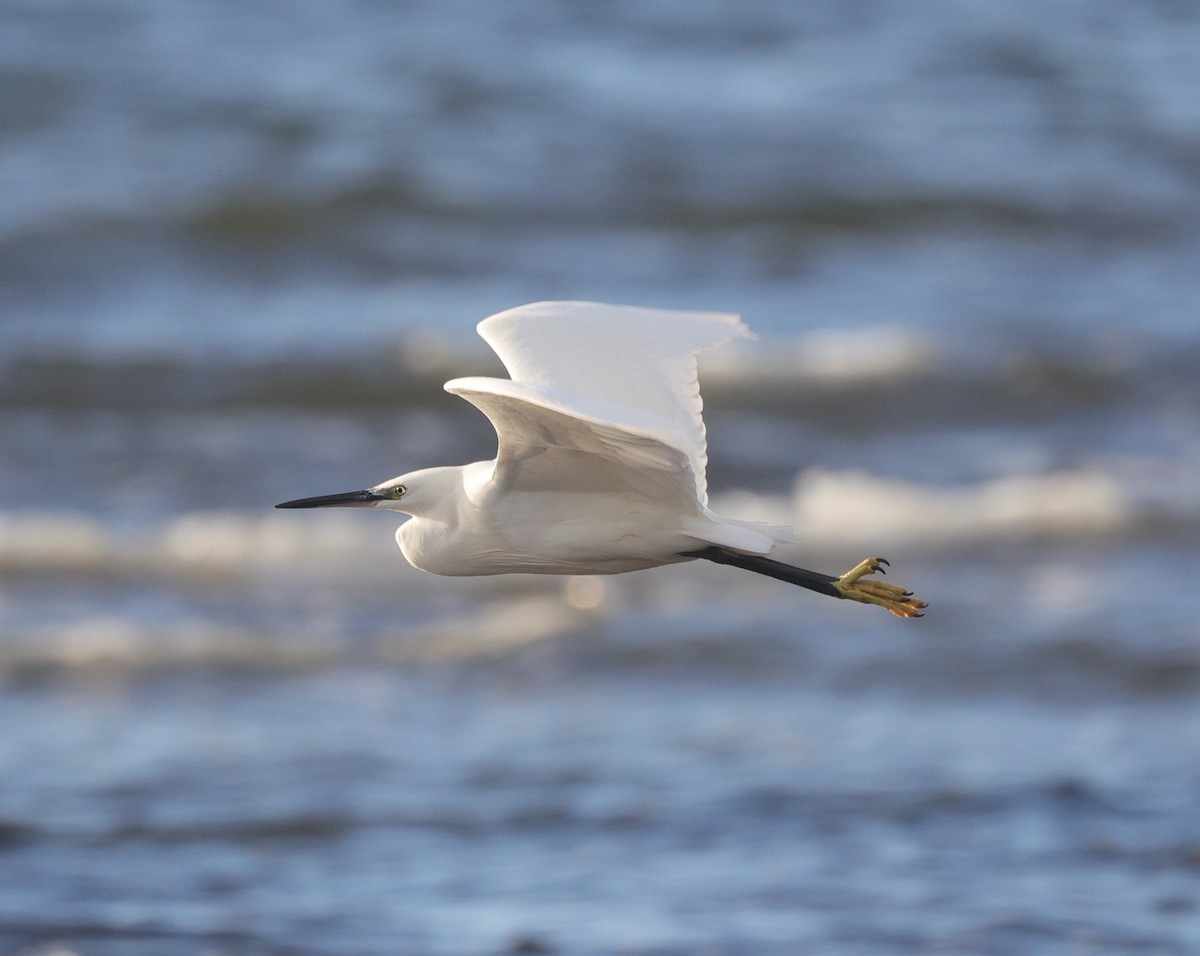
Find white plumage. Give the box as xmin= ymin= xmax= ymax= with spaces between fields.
xmin=277 ymin=301 xmax=926 ymax=617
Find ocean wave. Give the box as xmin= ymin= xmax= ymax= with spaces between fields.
xmin=792 ymin=467 xmax=1132 ymax=544
xmin=6 ymin=178 xmax=1119 ymax=256
xmin=0 ymin=594 xmax=619 ymax=678
xmin=0 ymin=328 xmax=1185 ymax=415
xmin=5 ymin=598 xmax=1197 ymax=701
xmin=716 ymin=457 xmax=1200 ymax=551
xmin=706 ymin=324 xmax=939 ymax=385
xmin=0 ymin=618 xmax=340 ymax=677
xmin=0 ymin=510 xmax=394 ymax=579
xmin=1 ymin=456 xmax=1193 ymax=586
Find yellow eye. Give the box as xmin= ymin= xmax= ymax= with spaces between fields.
xmin=391 ymin=485 xmax=407 ymax=499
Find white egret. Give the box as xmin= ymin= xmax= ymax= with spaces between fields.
xmin=277 ymin=302 xmax=926 ymax=617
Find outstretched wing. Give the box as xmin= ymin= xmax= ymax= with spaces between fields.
xmin=472 ymin=301 xmax=749 ymax=505
xmin=445 ymin=376 xmax=704 ymax=513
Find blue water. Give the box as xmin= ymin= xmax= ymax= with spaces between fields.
xmin=2 ymin=1 xmax=1200 ymax=954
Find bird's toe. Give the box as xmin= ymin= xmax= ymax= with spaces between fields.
xmin=834 ymin=557 xmax=927 ymax=618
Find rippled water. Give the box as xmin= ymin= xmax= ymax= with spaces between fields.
xmin=3 ymin=0 xmax=1200 ymax=954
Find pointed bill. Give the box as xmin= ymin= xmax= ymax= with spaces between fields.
xmin=275 ymin=490 xmax=383 ymax=509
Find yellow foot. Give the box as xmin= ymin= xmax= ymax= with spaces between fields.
xmin=834 ymin=557 xmax=927 ymax=619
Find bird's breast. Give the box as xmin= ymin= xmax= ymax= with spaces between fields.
xmin=395 ymin=518 xmax=461 ymax=575
xmin=395 ymin=515 xmax=520 ymax=576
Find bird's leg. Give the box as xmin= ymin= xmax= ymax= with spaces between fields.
xmin=832 ymin=557 xmax=926 ymax=618
xmin=680 ymin=547 xmax=926 ymax=619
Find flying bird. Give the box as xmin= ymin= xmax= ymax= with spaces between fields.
xmin=277 ymin=302 xmax=926 ymax=618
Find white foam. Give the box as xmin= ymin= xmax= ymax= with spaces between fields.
xmin=712 ymin=467 xmax=1134 ymax=549
xmin=0 ymin=579 xmax=619 ymax=673
xmin=704 ymin=324 xmax=938 ymax=385
xmin=790 ymin=326 xmax=938 ymax=382
xmin=0 ymin=510 xmax=396 ymax=579
xmin=0 ymin=616 xmax=337 ymax=673
xmin=158 ymin=511 xmax=396 ymax=573
xmin=0 ymin=512 xmax=111 ymax=571
xmin=791 ymin=468 xmax=1131 ymax=545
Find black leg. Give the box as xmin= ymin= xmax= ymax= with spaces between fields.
xmin=679 ymin=546 xmax=842 ymax=599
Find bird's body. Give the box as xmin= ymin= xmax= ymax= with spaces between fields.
xmin=393 ymin=463 xmax=747 ymax=577
xmin=278 ymin=301 xmax=926 ymax=617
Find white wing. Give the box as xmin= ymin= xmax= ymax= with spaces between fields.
xmin=472 ymin=301 xmax=749 ymax=505
xmin=445 ymin=376 xmax=704 ymax=513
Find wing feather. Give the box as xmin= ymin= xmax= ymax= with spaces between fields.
xmin=445 ymin=377 xmax=705 ymax=513
xmin=474 ymin=301 xmax=749 ymax=505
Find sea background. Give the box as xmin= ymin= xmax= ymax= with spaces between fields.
xmin=2 ymin=1 xmax=1200 ymax=954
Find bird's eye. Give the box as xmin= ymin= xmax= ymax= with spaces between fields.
xmin=391 ymin=485 xmax=407 ymax=499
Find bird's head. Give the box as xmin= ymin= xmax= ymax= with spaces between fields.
xmin=275 ymin=467 xmax=461 ymax=517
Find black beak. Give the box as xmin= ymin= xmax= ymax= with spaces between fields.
xmin=275 ymin=489 xmax=383 ymax=509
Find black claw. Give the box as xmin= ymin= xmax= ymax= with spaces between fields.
xmin=903 ymin=590 xmax=913 ymax=597
xmin=877 ymin=558 xmax=890 ymax=566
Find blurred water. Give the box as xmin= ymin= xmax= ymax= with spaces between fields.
xmin=2 ymin=1 xmax=1200 ymax=954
